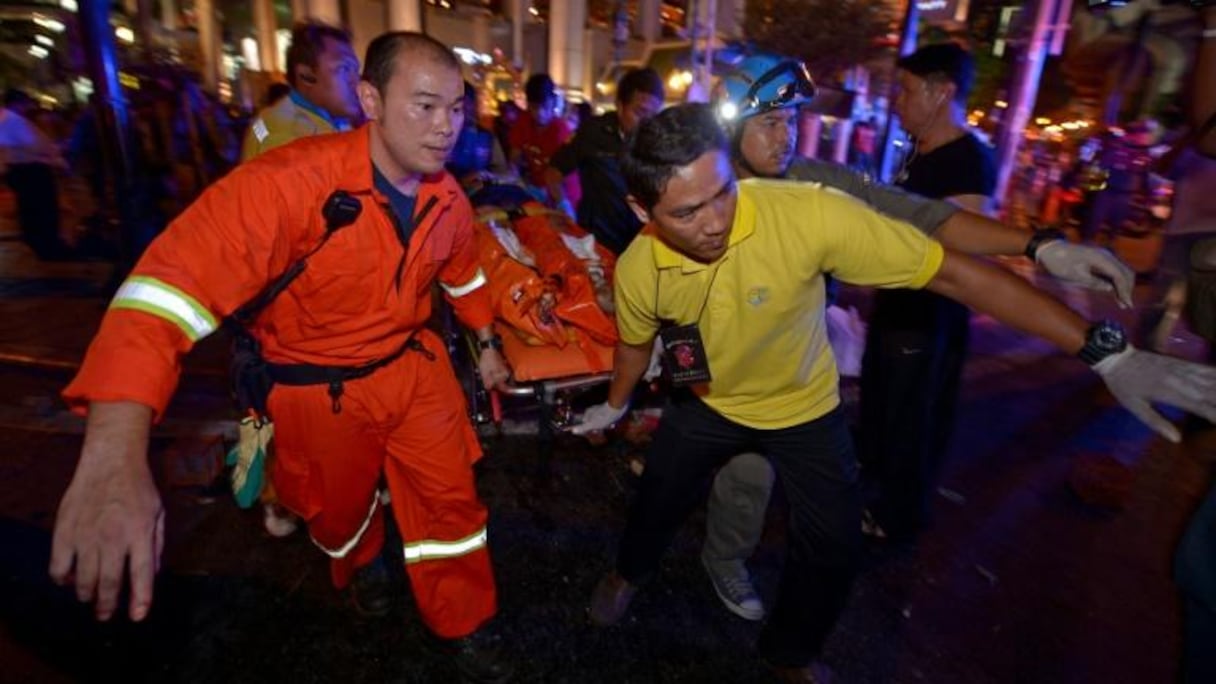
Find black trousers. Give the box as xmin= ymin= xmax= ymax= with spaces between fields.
xmin=616 ymin=397 xmax=860 ymax=666
xmin=1176 ymin=476 xmax=1216 ymax=683
xmin=6 ymin=163 xmax=64 ymax=259
xmin=858 ymin=289 xmax=970 ymax=539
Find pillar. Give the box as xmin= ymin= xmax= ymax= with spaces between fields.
xmin=503 ymin=0 xmax=526 ymax=68
xmin=161 ymin=0 xmax=177 ymax=30
xmin=637 ymin=0 xmax=660 ymax=43
xmin=548 ymin=0 xmax=588 ymax=97
xmin=387 ymin=0 xmax=422 ymax=32
xmin=253 ymin=0 xmax=280 ymax=74
xmin=196 ymin=0 xmax=220 ymax=92
xmin=798 ymin=111 xmax=822 ymax=159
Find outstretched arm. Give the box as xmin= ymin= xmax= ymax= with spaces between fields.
xmin=788 ymin=158 xmax=1135 ymax=305
xmin=927 ymin=249 xmax=1216 ymax=442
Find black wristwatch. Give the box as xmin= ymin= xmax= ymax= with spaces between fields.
xmin=476 ymin=335 xmax=504 ymax=352
xmin=1024 ymin=228 xmax=1067 ymax=261
xmin=1077 ymin=320 xmax=1128 ymax=366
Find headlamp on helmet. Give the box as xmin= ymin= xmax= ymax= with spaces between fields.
xmin=713 ymin=54 xmax=817 ymax=126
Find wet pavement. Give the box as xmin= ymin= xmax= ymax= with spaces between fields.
xmin=1 ymin=216 xmax=1213 ymax=683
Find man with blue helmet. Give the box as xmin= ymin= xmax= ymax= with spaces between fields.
xmin=690 ymin=52 xmax=1137 ymax=623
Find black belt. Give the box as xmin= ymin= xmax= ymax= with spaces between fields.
xmin=266 ymin=331 xmax=435 ymax=413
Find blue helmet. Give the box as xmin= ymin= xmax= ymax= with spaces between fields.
xmin=712 ymin=53 xmax=816 ymax=126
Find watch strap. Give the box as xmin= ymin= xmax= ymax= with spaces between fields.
xmin=1024 ymin=228 xmax=1066 ymax=261
xmin=1077 ymin=321 xmax=1128 ymax=366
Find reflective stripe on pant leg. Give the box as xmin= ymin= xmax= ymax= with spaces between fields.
xmin=382 ymin=331 xmax=497 ymax=638
xmin=311 ymin=495 xmax=380 ymax=558
xmin=403 ymin=526 xmax=488 ymax=564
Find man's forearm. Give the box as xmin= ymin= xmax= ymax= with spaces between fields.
xmin=607 ymin=341 xmax=653 ymax=408
xmin=543 ymin=166 xmax=567 ymax=203
xmin=926 ymin=249 xmax=1088 ymax=354
xmin=933 ymin=211 xmax=1032 ymax=257
xmin=80 ymin=401 xmax=155 ymax=472
xmin=786 ymin=157 xmax=957 ymax=234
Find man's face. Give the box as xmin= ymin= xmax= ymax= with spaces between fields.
xmin=532 ymin=95 xmax=557 ymax=126
xmin=893 ymin=70 xmax=948 ymax=137
xmin=618 ymin=91 xmax=663 ymax=135
xmin=298 ymin=36 xmax=362 ymax=121
xmin=359 ymin=53 xmax=465 ymax=177
xmin=737 ymin=106 xmax=798 ymax=177
xmin=635 ymin=149 xmax=737 ymax=263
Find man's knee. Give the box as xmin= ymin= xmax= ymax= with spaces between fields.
xmin=1191 ymin=238 xmax=1216 ymax=272
xmin=715 ymin=452 xmax=776 ymax=494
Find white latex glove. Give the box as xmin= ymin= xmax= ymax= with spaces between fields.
xmin=1036 ymin=240 xmax=1135 ymax=309
xmin=1093 ymin=347 xmax=1216 ymax=443
xmin=570 ymin=401 xmax=629 ymax=436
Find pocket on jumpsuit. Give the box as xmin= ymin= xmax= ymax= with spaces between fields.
xmin=264 ymin=384 xmax=317 ymax=519
xmin=296 ymin=267 xmax=371 ymax=321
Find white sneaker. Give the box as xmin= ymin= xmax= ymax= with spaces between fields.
xmin=263 ymin=503 xmax=299 ymax=538
xmin=701 ymin=557 xmax=765 ymax=621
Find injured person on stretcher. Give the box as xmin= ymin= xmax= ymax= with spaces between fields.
xmin=463 ymin=183 xmax=620 ymax=384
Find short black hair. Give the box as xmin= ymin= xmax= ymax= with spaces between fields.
xmin=897 ymin=42 xmax=975 ymax=103
xmin=617 ymin=68 xmax=664 ymax=106
xmin=285 ymin=21 xmax=351 ymax=88
xmin=525 ymin=73 xmax=555 ymax=105
xmin=622 ymin=103 xmax=727 ymax=210
xmin=362 ymin=32 xmax=460 ymax=95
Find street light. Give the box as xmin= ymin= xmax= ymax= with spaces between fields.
xmin=33 ymin=15 xmax=66 ymax=32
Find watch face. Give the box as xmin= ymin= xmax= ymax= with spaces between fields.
xmin=1093 ymin=322 xmax=1128 ymax=352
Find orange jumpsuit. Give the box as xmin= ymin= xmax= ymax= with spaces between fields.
xmin=63 ymin=127 xmax=497 ymax=638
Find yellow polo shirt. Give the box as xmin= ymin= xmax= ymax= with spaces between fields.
xmin=615 ymin=178 xmax=944 ymax=429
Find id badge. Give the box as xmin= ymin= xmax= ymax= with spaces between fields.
xmin=658 ymin=324 xmax=712 ymax=387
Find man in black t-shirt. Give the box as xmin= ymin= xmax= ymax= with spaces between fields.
xmin=860 ymin=43 xmax=997 ymax=541
xmin=544 ymin=69 xmax=664 ymax=255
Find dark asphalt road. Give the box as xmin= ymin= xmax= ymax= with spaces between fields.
xmin=0 ymin=211 xmax=1212 ymax=683
xmin=2 ymin=280 xmax=1214 ymax=683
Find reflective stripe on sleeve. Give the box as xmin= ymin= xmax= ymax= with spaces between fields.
xmin=310 ymin=495 xmax=381 ymax=559
xmin=440 ymin=268 xmax=487 ymax=298
xmin=110 ymin=276 xmax=219 ymax=342
xmin=402 ymin=527 xmax=488 ymax=565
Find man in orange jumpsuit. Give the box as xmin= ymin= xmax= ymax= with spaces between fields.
xmin=47 ymin=32 xmax=514 ymax=683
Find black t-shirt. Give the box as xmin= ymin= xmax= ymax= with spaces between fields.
xmin=898 ymin=132 xmax=996 ymax=200
xmin=550 ymin=111 xmax=640 ymax=255
xmin=877 ymin=132 xmax=996 ymax=331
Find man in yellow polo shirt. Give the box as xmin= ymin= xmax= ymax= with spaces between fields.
xmin=574 ymin=104 xmax=1216 ymax=682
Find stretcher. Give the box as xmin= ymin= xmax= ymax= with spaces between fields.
xmin=447 ymin=190 xmax=618 ymax=457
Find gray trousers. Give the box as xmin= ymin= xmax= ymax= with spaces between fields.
xmin=703 ymin=452 xmax=776 ymax=574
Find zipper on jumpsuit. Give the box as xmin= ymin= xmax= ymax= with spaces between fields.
xmin=323 ymin=197 xmax=442 ymax=409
